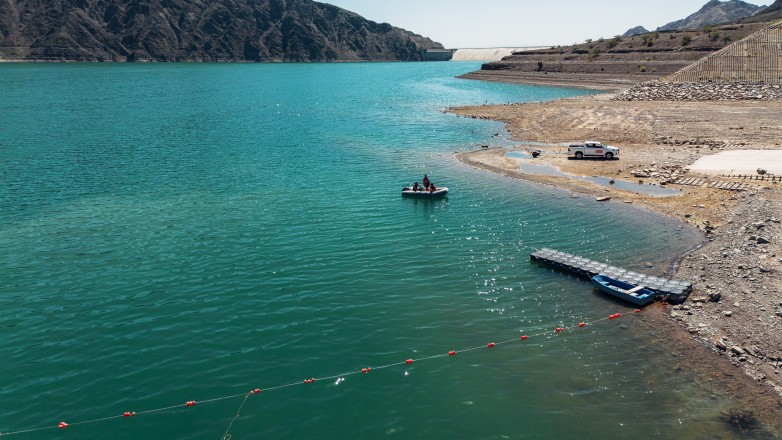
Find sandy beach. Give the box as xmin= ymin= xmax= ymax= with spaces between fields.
xmin=451 ymin=91 xmax=782 ymax=428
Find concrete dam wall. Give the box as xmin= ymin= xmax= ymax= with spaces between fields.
xmin=451 ymin=47 xmax=545 ymax=61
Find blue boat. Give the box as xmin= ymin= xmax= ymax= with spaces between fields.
xmin=591 ymin=274 xmax=656 ymax=306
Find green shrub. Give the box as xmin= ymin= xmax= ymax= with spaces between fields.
xmin=682 ymin=35 xmax=692 ymax=45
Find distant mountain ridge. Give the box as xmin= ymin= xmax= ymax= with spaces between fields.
xmin=765 ymin=0 xmax=782 ymax=11
xmin=623 ymin=26 xmax=649 ymax=37
xmin=738 ymin=0 xmax=782 ymax=21
xmin=657 ymin=0 xmax=766 ymax=31
xmin=0 ymin=0 xmax=444 ymax=62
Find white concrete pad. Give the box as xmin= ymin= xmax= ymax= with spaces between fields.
xmin=688 ymin=150 xmax=782 ymax=175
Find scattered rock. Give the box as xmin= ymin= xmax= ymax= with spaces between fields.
xmin=730 ymin=346 xmax=746 ymax=356
xmin=616 ymin=81 xmax=782 ymax=101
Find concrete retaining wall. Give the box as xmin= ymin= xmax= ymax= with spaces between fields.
xmin=668 ymin=21 xmax=782 ymax=83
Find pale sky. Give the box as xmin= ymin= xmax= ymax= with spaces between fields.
xmin=324 ymin=0 xmax=767 ymax=48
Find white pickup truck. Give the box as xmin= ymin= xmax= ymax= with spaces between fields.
xmin=568 ymin=141 xmax=619 ymax=159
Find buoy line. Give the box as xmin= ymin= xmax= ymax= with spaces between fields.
xmin=0 ymin=312 xmax=630 ymax=438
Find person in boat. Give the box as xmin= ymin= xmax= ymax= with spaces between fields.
xmin=412 ymin=182 xmax=421 ymax=191
xmin=423 ymin=174 xmax=430 ymax=190
xmin=429 ymin=183 xmax=437 ymax=193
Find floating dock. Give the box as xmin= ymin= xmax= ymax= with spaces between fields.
xmin=530 ymin=248 xmax=692 ymax=303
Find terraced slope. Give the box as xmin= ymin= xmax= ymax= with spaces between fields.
xmin=460 ymin=22 xmax=770 ymax=90
xmin=668 ymin=21 xmax=782 ymax=83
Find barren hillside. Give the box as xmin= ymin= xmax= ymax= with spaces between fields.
xmin=460 ymin=22 xmax=770 ymax=90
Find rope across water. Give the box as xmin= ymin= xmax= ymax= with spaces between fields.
xmin=0 ymin=312 xmax=630 ymax=438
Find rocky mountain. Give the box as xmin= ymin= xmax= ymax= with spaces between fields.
xmin=738 ymin=0 xmax=782 ymax=21
xmin=623 ymin=26 xmax=649 ymax=37
xmin=657 ymin=0 xmax=765 ymax=31
xmin=0 ymin=0 xmax=444 ymax=62
xmin=764 ymin=0 xmax=782 ymax=11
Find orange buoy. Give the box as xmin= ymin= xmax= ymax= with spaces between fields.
xmin=578 ymin=322 xmax=586 ymax=328
xmin=448 ymin=351 xmax=456 ymax=356
xmin=521 ymin=335 xmax=528 ymax=341
xmin=406 ymin=359 xmax=413 ymax=364
xmin=58 ymin=422 xmax=68 ymax=429
xmin=488 ymin=342 xmax=495 ymax=348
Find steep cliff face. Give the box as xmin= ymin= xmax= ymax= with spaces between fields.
xmin=0 ymin=0 xmax=443 ymax=61
xmin=657 ymin=0 xmax=765 ymax=31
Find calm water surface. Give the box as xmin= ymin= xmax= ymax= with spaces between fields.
xmin=0 ymin=63 xmax=770 ymax=439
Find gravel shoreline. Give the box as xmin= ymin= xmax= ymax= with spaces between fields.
xmin=450 ymin=90 xmax=782 ymax=429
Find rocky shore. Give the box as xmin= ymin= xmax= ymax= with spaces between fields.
xmin=674 ymin=188 xmax=782 ymax=395
xmin=617 ymin=80 xmax=782 ymax=101
xmin=450 ymin=88 xmax=782 ymax=428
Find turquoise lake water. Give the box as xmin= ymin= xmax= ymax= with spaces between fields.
xmin=0 ymin=62 xmax=770 ymax=439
